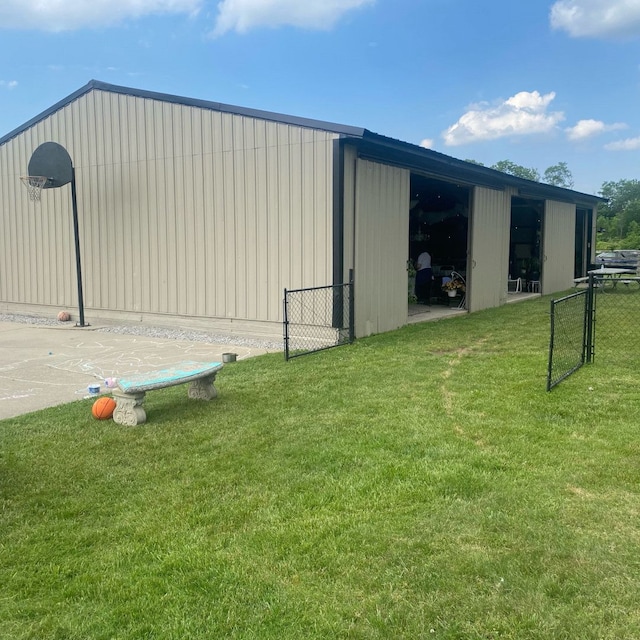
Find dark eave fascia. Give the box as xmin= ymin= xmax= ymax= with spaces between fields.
xmin=0 ymin=79 xmax=366 ymax=146
xmin=348 ymin=130 xmax=605 ymax=206
xmin=0 ymin=80 xmax=606 ymax=208
xmin=89 ymin=80 xmax=367 ymax=136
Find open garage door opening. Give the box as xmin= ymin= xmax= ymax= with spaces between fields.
xmin=509 ymin=197 xmax=543 ymax=292
xmin=409 ymin=174 xmax=470 ymax=309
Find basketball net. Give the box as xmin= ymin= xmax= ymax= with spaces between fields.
xmin=20 ymin=176 xmax=47 ymax=202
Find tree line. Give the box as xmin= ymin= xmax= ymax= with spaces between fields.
xmin=465 ymin=159 xmax=575 ymax=188
xmin=473 ymin=158 xmax=638 ymax=250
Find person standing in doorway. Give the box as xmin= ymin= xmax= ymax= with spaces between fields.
xmin=415 ymin=250 xmax=433 ymax=304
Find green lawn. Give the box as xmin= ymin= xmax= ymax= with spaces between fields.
xmin=2 ymin=296 xmax=640 ymax=639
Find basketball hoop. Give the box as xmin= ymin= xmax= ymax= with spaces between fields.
xmin=20 ymin=176 xmax=48 ymax=202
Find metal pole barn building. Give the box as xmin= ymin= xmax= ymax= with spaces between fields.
xmin=0 ymin=80 xmax=602 ymax=338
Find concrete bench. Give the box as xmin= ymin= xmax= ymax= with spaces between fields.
xmin=112 ymin=360 xmax=223 ymax=426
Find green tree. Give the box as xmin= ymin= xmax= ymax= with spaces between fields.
xmin=543 ymin=162 xmax=574 ymax=188
xmin=619 ymin=221 xmax=640 ymax=249
xmin=596 ymin=179 xmax=640 ymax=247
xmin=491 ymin=160 xmax=540 ymax=182
xmin=599 ymin=179 xmax=640 ymax=216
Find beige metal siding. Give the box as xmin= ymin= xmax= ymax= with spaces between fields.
xmin=353 ymin=158 xmax=409 ymax=337
xmin=542 ymin=200 xmax=576 ymax=294
xmin=468 ymin=186 xmax=514 ymax=311
xmin=0 ymin=89 xmax=339 ymax=329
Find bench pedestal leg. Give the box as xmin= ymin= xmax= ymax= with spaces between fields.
xmin=188 ymin=373 xmax=218 ymax=401
xmin=112 ymin=389 xmax=147 ymax=426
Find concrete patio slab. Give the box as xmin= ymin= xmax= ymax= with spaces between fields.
xmin=0 ymin=321 xmax=278 ymax=421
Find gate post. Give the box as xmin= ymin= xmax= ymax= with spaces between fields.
xmin=348 ymin=269 xmax=355 ymax=344
xmin=585 ymin=273 xmax=595 ymax=363
xmin=283 ymin=288 xmax=290 ymax=361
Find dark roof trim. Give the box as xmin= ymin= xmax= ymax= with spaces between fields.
xmin=351 ymin=131 xmax=605 ymax=206
xmin=349 ymin=136 xmax=510 ymax=190
xmin=0 ymin=79 xmax=366 ymax=146
xmin=0 ymin=82 xmax=94 ymax=146
xmin=0 ymin=79 xmax=605 ymax=206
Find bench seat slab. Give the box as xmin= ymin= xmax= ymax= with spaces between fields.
xmin=112 ymin=361 xmax=223 ymax=426
xmin=117 ymin=361 xmax=223 ymax=394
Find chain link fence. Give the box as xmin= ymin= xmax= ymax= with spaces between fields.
xmin=590 ymin=274 xmax=640 ymax=366
xmin=283 ymin=282 xmax=354 ymax=360
xmin=548 ymin=273 xmax=640 ymax=389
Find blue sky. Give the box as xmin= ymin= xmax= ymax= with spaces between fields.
xmin=1 ymin=0 xmax=639 ymax=194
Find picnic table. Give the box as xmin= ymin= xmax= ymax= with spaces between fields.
xmin=577 ymin=267 xmax=640 ymax=291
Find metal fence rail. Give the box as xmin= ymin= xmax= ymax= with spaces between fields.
xmin=283 ymin=281 xmax=354 ymax=360
xmin=547 ymin=289 xmax=588 ymax=391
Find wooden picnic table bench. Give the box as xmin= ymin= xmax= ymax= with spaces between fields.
xmin=112 ymin=360 xmax=223 ymax=426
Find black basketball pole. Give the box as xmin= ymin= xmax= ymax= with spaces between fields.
xmin=70 ymin=167 xmax=87 ymax=327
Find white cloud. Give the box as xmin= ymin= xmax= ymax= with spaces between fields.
xmin=605 ymin=136 xmax=640 ymax=150
xmin=0 ymin=80 xmax=18 ymax=90
xmin=0 ymin=0 xmax=374 ymax=33
xmin=419 ymin=138 xmax=434 ymax=149
xmin=0 ymin=0 xmax=202 ymax=31
xmin=550 ymin=0 xmax=640 ymax=39
xmin=442 ymin=91 xmax=564 ymax=146
xmin=211 ymin=0 xmax=375 ymax=36
xmin=566 ymin=118 xmax=627 ymax=140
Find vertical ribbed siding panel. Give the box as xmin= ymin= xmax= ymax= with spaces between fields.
xmin=0 ymin=143 xmax=8 ymax=300
xmin=145 ymin=100 xmax=160 ymax=314
xmin=1 ymin=88 xmax=338 ymax=326
xmin=276 ymin=125 xmax=292 ymax=299
xmin=189 ymin=107 xmax=207 ymax=318
xmin=311 ymin=130 xmax=331 ymax=287
xmin=222 ymin=115 xmax=238 ymax=318
xmin=133 ymin=96 xmax=148 ymax=313
xmin=254 ymin=123 xmax=269 ymax=318
xmin=301 ymin=128 xmax=316 ymax=287
xmin=163 ymin=102 xmax=177 ymax=315
xmin=542 ymin=200 xmax=576 ymax=294
xmin=208 ymin=112 xmax=227 ymax=317
xmin=354 ymin=158 xmax=409 ymax=337
xmin=468 ymin=186 xmax=513 ymax=312
xmin=288 ymin=127 xmax=303 ymax=290
xmin=83 ymin=92 xmax=99 ymax=309
xmin=173 ymin=104 xmax=188 ymax=315
xmin=1 ymin=136 xmax=18 ymax=302
xmin=265 ymin=122 xmax=281 ymax=320
xmin=243 ymin=121 xmax=259 ymax=320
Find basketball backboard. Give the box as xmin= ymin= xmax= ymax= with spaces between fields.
xmin=27 ymin=142 xmax=73 ymax=188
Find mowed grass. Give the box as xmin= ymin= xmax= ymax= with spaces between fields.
xmin=1 ymin=295 xmax=640 ymax=639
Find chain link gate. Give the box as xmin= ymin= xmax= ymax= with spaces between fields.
xmin=548 ymin=271 xmax=640 ymax=389
xmin=283 ymin=279 xmax=354 ymax=360
xmin=547 ymin=288 xmax=590 ymax=391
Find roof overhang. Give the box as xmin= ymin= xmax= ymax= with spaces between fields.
xmin=343 ymin=131 xmax=605 ymax=207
